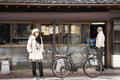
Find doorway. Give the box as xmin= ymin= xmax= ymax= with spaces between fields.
xmin=90 ymin=22 xmax=106 ymax=66
xmin=90 ymin=23 xmax=105 ymax=39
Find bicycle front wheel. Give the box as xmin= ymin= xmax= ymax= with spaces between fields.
xmin=83 ymin=58 xmax=102 ymax=78
xmin=52 ymin=57 xmax=71 ymax=78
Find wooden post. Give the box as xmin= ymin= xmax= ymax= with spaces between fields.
xmin=105 ymin=21 xmax=112 ymax=68
xmin=52 ymin=23 xmax=56 ymax=61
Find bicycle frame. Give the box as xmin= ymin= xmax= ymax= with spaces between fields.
xmin=54 ymin=47 xmax=91 ymax=72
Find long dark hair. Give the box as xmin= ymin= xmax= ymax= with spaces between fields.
xmin=35 ymin=36 xmax=41 ymax=44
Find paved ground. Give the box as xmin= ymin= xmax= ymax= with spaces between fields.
xmin=1 ymin=76 xmax=120 ymax=80
xmin=0 ymin=68 xmax=120 ymax=80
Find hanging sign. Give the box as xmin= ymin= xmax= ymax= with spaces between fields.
xmin=44 ymin=27 xmax=50 ymax=35
xmin=65 ymin=25 xmax=68 ymax=33
xmin=41 ymin=25 xmax=45 ymax=33
xmin=75 ymin=26 xmax=80 ymax=34
xmin=55 ymin=26 xmax=59 ymax=34
xmin=71 ymin=24 xmax=76 ymax=34
xmin=49 ymin=25 xmax=53 ymax=34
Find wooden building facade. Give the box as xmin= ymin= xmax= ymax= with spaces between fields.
xmin=0 ymin=0 xmax=120 ymax=69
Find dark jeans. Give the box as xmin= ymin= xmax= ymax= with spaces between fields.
xmin=96 ymin=47 xmax=104 ymax=69
xmin=31 ymin=62 xmax=44 ymax=77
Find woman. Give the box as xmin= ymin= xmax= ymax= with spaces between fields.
xmin=27 ymin=28 xmax=44 ymax=80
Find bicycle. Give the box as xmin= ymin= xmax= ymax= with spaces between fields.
xmin=52 ymin=47 xmax=103 ymax=78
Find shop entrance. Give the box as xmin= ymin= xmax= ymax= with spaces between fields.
xmin=90 ymin=23 xmax=106 ymax=39
xmin=90 ymin=22 xmax=106 ymax=66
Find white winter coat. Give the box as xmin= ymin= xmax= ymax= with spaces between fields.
xmin=96 ymin=31 xmax=105 ymax=48
xmin=27 ymin=35 xmax=44 ymax=60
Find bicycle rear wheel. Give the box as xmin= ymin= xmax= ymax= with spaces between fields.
xmin=52 ymin=57 xmax=71 ymax=78
xmin=83 ymin=58 xmax=102 ymax=78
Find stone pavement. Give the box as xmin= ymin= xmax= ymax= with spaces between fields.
xmin=0 ymin=68 xmax=120 ymax=80
xmin=1 ymin=76 xmax=120 ymax=80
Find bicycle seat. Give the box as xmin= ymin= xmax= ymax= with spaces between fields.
xmin=66 ymin=53 xmax=73 ymax=56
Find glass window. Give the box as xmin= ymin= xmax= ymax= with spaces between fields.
xmin=59 ymin=24 xmax=69 ymax=44
xmin=69 ymin=24 xmax=81 ymax=44
xmin=0 ymin=24 xmax=10 ymax=45
xmin=81 ymin=24 xmax=90 ymax=44
xmin=40 ymin=24 xmax=53 ymax=44
xmin=12 ymin=24 xmax=34 ymax=44
xmin=0 ymin=47 xmax=11 ymax=60
xmin=55 ymin=24 xmax=90 ymax=44
xmin=12 ymin=47 xmax=30 ymax=69
xmin=0 ymin=23 xmax=90 ymax=45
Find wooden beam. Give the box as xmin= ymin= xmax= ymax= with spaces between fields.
xmin=0 ymin=12 xmax=111 ymax=22
xmin=105 ymin=21 xmax=112 ymax=68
